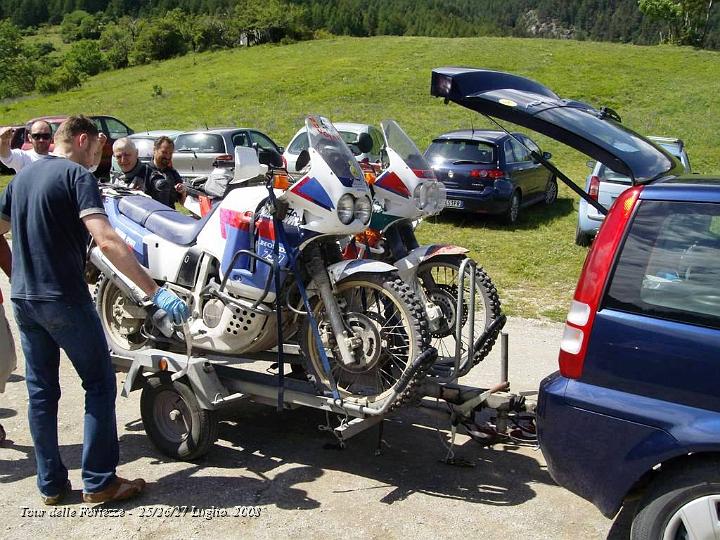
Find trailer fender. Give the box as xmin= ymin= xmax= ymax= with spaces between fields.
xmin=327 ymin=259 xmax=397 ymax=285
xmin=394 ymin=244 xmax=469 ymax=283
xmin=121 ymin=354 xmax=228 ymax=411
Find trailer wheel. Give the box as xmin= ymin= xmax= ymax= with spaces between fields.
xmin=140 ymin=375 xmax=218 ymax=461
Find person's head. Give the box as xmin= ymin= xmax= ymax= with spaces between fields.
xmin=54 ymin=116 xmax=101 ymax=169
xmin=29 ymin=120 xmax=52 ymax=155
xmin=153 ymin=136 xmax=174 ymax=170
xmin=113 ymin=137 xmax=139 ymax=173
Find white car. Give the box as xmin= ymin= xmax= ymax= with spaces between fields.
xmin=575 ymin=136 xmax=692 ymax=246
xmin=283 ymin=122 xmax=384 ymax=172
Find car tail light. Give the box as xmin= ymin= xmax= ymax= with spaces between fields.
xmin=412 ymin=168 xmax=436 ymax=179
xmin=212 ymin=154 xmax=234 ymax=168
xmin=558 ymin=185 xmax=643 ymax=379
xmin=470 ymin=168 xmax=504 ymax=179
xmin=588 ymin=175 xmax=600 ymax=200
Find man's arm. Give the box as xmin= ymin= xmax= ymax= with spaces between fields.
xmin=82 ymin=214 xmax=158 ymax=298
xmin=0 ymin=220 xmax=11 ymax=278
xmin=0 ymin=127 xmax=14 ymax=161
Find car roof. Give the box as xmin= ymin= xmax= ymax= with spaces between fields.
xmin=176 ymin=128 xmax=252 ymax=135
xmin=290 ymin=122 xmax=370 ymax=140
xmin=641 ymin=176 xmax=720 ymax=202
xmin=129 ymin=130 xmax=182 ymax=138
xmin=432 ymin=129 xmax=521 ymax=143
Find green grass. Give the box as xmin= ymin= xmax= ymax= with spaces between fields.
xmin=2 ymin=35 xmax=719 ymax=319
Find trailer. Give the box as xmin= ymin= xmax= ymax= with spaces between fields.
xmin=109 ymin=264 xmax=535 ymax=462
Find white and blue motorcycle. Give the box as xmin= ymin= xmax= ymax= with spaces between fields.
xmin=92 ymin=116 xmax=431 ymax=407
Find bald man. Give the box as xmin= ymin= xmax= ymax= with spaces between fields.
xmin=0 ymin=120 xmax=53 ymax=172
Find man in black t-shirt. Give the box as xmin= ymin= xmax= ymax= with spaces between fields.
xmin=0 ymin=116 xmax=189 ymax=505
xmin=146 ymin=136 xmax=187 ymax=208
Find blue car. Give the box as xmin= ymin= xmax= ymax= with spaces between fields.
xmin=431 ymin=67 xmax=716 ymax=539
xmin=424 ymin=130 xmax=557 ymax=223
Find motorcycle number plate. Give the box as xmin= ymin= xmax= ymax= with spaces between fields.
xmin=445 ymin=199 xmax=464 ymax=208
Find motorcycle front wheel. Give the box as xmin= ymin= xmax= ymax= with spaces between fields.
xmin=416 ymin=256 xmax=501 ymax=368
xmin=301 ymin=273 xmax=428 ymax=404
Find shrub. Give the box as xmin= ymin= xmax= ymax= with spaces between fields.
xmin=35 ymin=65 xmax=82 ymax=94
xmin=64 ymin=40 xmax=108 ymax=76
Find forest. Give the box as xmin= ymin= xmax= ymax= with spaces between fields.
xmin=2 ymin=0 xmax=718 ymax=49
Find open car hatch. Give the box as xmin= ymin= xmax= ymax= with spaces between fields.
xmin=431 ymin=67 xmax=684 ymax=186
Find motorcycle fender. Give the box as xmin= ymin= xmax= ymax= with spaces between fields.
xmin=327 ymin=259 xmax=397 ymax=286
xmin=394 ymin=244 xmax=469 ymax=282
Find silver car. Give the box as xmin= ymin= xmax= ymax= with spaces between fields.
xmin=576 ymin=136 xmax=692 ymax=246
xmin=172 ymin=128 xmax=282 ymax=181
xmin=283 ymin=122 xmax=384 ymax=172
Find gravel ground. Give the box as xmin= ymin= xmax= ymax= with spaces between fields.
xmin=0 ymin=277 xmax=630 ymax=539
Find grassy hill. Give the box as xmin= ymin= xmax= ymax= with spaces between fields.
xmin=2 ymin=35 xmax=719 ymax=319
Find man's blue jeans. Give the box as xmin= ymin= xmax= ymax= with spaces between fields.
xmin=12 ymin=299 xmax=119 ymax=496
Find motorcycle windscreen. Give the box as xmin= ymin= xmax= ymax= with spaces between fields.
xmin=431 ymin=67 xmax=683 ymax=184
xmin=306 ymin=115 xmax=366 ymax=188
xmin=380 ymin=119 xmax=433 ymax=176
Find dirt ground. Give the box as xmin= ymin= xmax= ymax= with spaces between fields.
xmin=0 ymin=277 xmax=631 ymax=539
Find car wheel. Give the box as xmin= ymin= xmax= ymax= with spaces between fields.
xmin=503 ymin=191 xmax=521 ymax=224
xmin=631 ymin=461 xmax=720 ymax=540
xmin=575 ymin=224 xmax=593 ymax=247
xmin=544 ymin=176 xmax=558 ymax=205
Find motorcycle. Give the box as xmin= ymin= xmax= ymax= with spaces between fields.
xmin=345 ymin=120 xmax=503 ymax=380
xmin=91 ymin=116 xmax=433 ymax=406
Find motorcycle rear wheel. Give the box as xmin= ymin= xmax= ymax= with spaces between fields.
xmin=416 ymin=256 xmax=501 ymax=367
xmin=95 ymin=273 xmax=150 ymax=354
xmin=301 ymin=273 xmax=428 ymax=404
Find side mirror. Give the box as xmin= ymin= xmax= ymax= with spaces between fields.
xmin=356 ymin=132 xmax=373 ymax=154
xmin=258 ymin=147 xmax=284 ymax=168
xmin=543 ymin=151 xmax=552 ymax=160
xmin=295 ymin=149 xmax=310 ymax=171
xmin=277 ymin=146 xmax=285 ymax=154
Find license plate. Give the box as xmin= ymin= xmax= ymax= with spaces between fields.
xmin=445 ymin=199 xmax=464 ymax=208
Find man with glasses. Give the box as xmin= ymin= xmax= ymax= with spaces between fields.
xmin=0 ymin=116 xmax=190 ymax=504
xmin=0 ymin=120 xmax=53 ymax=172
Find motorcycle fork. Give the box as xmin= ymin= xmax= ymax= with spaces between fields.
xmin=305 ymin=244 xmax=360 ymax=367
xmin=386 ymin=222 xmax=444 ymax=333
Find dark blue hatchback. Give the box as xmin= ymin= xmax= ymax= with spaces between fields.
xmin=424 ymin=130 xmax=558 ymax=223
xmin=538 ymin=178 xmax=720 ymax=539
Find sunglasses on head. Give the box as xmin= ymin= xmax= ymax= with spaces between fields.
xmin=30 ymin=133 xmax=51 ymax=141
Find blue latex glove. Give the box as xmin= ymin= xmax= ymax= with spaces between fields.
xmin=152 ymin=288 xmax=190 ymax=324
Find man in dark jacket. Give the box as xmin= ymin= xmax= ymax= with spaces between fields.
xmin=111 ymin=136 xmax=186 ymax=208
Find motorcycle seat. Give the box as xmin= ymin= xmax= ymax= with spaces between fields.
xmin=118 ymin=195 xmax=171 ymax=226
xmin=145 ymin=208 xmax=210 ymax=245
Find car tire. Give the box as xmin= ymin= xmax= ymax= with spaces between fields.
xmin=631 ymin=460 xmax=720 ymax=540
xmin=544 ymin=176 xmax=558 ymax=205
xmin=503 ymin=191 xmax=521 ymax=224
xmin=575 ymin=225 xmax=593 ymax=247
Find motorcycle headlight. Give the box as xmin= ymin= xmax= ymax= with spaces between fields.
xmin=337 ymin=194 xmax=355 ymax=225
xmin=354 ymin=195 xmax=372 ymax=225
xmin=413 ymin=183 xmax=428 ymax=210
xmin=426 ymin=181 xmax=447 ymax=215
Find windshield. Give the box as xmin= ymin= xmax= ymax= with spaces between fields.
xmin=425 ymin=139 xmax=495 ymax=165
xmin=381 ymin=120 xmax=429 ymax=171
xmin=306 ymin=116 xmax=364 ymax=186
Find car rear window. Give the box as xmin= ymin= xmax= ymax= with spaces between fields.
xmin=174 ymin=133 xmax=225 ymax=153
xmin=425 ymin=139 xmax=495 ymax=164
xmin=598 ymin=164 xmax=632 ymax=184
xmin=604 ymin=200 xmax=720 ymax=329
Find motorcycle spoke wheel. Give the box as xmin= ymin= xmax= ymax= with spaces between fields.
xmin=303 ymin=274 xmax=427 ymax=403
xmin=417 ymin=257 xmax=501 ymax=367
xmin=95 ymin=274 xmax=149 ymax=353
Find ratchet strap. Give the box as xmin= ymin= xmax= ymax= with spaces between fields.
xmin=266 ymin=187 xmax=341 ymax=403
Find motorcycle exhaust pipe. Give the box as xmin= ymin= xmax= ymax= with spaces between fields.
xmin=88 ymin=247 xmax=151 ymax=307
